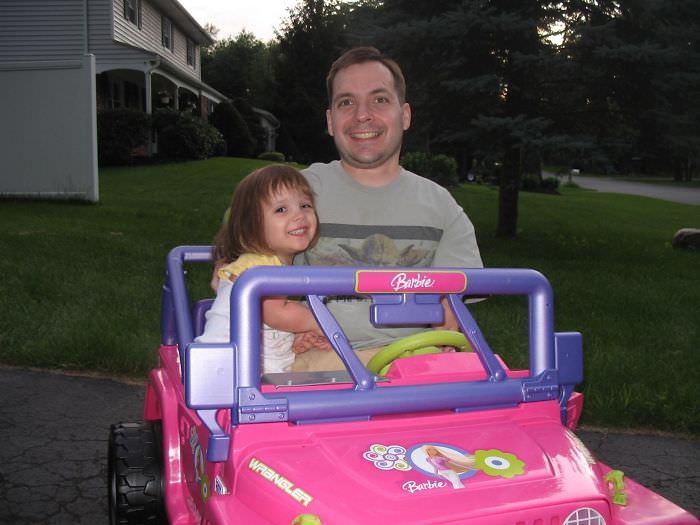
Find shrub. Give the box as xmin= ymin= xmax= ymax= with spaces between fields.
xmin=154 ymin=109 xmax=225 ymax=161
xmin=521 ymin=175 xmax=539 ymax=191
xmin=521 ymin=175 xmax=561 ymax=193
xmin=232 ymin=98 xmax=266 ymax=156
xmin=540 ymin=176 xmax=560 ymax=191
xmin=257 ymin=151 xmax=286 ymax=162
xmin=402 ymin=152 xmax=459 ymax=187
xmin=97 ymin=109 xmax=150 ymax=165
xmin=210 ymin=101 xmax=255 ymax=157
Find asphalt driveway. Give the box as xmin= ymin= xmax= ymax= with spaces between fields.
xmin=570 ymin=175 xmax=700 ymax=206
xmin=0 ymin=366 xmax=697 ymax=524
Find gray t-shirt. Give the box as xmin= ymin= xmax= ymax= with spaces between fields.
xmin=296 ymin=161 xmax=483 ymax=349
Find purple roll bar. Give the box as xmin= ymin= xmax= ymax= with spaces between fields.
xmin=162 ymin=246 xmax=582 ymax=462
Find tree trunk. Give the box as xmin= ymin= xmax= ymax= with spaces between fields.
xmin=497 ymin=145 xmax=521 ymax=237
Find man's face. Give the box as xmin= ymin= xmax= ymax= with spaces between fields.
xmin=326 ymin=61 xmax=411 ymax=173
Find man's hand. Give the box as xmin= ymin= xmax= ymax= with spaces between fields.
xmin=433 ymin=296 xmax=459 ymax=331
xmin=292 ymin=331 xmax=333 ymax=354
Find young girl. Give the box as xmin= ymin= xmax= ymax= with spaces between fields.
xmin=196 ymin=164 xmax=325 ymax=373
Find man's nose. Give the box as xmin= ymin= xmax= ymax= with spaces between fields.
xmin=354 ymin=98 xmax=372 ymax=121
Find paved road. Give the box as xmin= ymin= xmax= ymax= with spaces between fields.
xmin=1 ymin=367 xmax=698 ymax=524
xmin=569 ymin=174 xmax=700 ymax=206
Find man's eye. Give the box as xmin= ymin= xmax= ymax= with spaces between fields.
xmin=375 ymin=96 xmax=389 ymax=103
xmin=337 ymin=98 xmax=352 ymax=108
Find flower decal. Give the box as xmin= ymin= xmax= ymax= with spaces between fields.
xmin=474 ymin=449 xmax=525 ymax=478
xmin=363 ymin=444 xmax=412 ymax=471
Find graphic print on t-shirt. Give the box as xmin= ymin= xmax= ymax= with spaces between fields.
xmin=301 ymin=224 xmax=442 ymax=267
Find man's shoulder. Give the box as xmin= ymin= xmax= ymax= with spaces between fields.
xmin=400 ymin=168 xmax=453 ymax=196
xmin=303 ymin=161 xmax=338 ymax=177
xmin=302 ymin=161 xmax=339 ymax=191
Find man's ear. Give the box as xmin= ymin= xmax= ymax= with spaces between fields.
xmin=326 ymin=109 xmax=334 ymax=136
xmin=402 ymin=102 xmax=412 ymax=131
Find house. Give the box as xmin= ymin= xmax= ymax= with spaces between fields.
xmin=0 ymin=0 xmax=225 ymax=202
xmin=253 ymin=107 xmax=280 ymax=153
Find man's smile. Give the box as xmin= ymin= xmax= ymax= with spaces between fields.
xmin=349 ymin=129 xmax=382 ymax=140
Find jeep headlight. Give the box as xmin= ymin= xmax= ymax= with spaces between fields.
xmin=563 ymin=507 xmax=607 ymax=525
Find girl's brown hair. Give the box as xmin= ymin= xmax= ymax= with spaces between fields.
xmin=213 ymin=164 xmax=319 ymax=264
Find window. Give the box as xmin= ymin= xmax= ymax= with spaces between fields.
xmin=162 ymin=17 xmax=173 ymax=51
xmin=187 ymin=40 xmax=196 ymax=67
xmin=123 ymin=0 xmax=141 ymax=28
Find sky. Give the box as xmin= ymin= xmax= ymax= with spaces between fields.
xmin=178 ymin=0 xmax=300 ymax=42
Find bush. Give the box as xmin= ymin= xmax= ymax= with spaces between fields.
xmin=540 ymin=176 xmax=560 ymax=191
xmin=521 ymin=175 xmax=560 ymax=193
xmin=232 ymin=98 xmax=266 ymax=156
xmin=257 ymin=151 xmax=286 ymax=162
xmin=402 ymin=152 xmax=459 ymax=187
xmin=154 ymin=109 xmax=225 ymax=161
xmin=521 ymin=175 xmax=538 ymax=191
xmin=97 ymin=109 xmax=150 ymax=165
xmin=210 ymin=101 xmax=255 ymax=157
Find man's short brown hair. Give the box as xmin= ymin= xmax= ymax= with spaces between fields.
xmin=326 ymin=46 xmax=407 ymax=106
xmin=213 ymin=164 xmax=319 ymax=263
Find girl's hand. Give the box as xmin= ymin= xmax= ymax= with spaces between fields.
xmin=292 ymin=332 xmax=333 ymax=354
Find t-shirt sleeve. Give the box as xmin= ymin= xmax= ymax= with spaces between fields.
xmin=432 ymin=193 xmax=483 ymax=269
xmin=218 ymin=254 xmax=281 ymax=281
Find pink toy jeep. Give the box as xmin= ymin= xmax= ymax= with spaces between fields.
xmin=108 ymin=246 xmax=699 ymax=524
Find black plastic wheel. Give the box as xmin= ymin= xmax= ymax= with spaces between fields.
xmin=108 ymin=421 xmax=167 ymax=525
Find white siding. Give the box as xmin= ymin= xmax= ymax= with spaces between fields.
xmin=88 ymin=0 xmax=153 ymax=70
xmin=0 ymin=0 xmax=86 ymax=62
xmin=112 ymin=0 xmax=200 ymax=80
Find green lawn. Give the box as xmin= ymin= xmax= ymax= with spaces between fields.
xmin=1 ymin=158 xmax=698 ymax=434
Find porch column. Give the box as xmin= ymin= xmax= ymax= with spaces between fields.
xmin=145 ymin=71 xmax=154 ymax=156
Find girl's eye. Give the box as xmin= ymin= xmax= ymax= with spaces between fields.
xmin=274 ymin=206 xmax=286 ymax=213
xmin=301 ymin=202 xmax=313 ymax=209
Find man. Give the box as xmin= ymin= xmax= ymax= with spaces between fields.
xmin=291 ymin=47 xmax=483 ymax=371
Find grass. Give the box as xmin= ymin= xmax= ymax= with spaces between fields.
xmin=1 ymin=158 xmax=698 ymax=434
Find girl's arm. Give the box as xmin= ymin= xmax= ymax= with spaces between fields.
xmin=262 ymin=297 xmax=323 ymax=335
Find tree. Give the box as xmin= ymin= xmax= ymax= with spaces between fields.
xmin=270 ymin=0 xmax=352 ymax=163
xmin=647 ymin=0 xmax=700 ymax=181
xmin=360 ymin=0 xmax=565 ymax=237
xmin=203 ymin=22 xmax=220 ymax=40
xmin=210 ymin=101 xmax=255 ymax=157
xmin=202 ymin=30 xmax=274 ymax=107
xmin=560 ymin=0 xmax=700 ymax=181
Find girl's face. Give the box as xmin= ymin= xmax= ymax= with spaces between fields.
xmin=262 ymin=186 xmax=317 ymax=264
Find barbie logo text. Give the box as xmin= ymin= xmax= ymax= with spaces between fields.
xmin=355 ymin=270 xmax=467 ymax=294
xmin=402 ymin=479 xmax=447 ymax=494
xmin=390 ymin=273 xmax=436 ymax=291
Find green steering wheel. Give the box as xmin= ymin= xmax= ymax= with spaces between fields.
xmin=366 ymin=330 xmax=473 ymax=376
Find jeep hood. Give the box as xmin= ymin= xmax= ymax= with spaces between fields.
xmin=233 ymin=403 xmax=609 ymax=524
